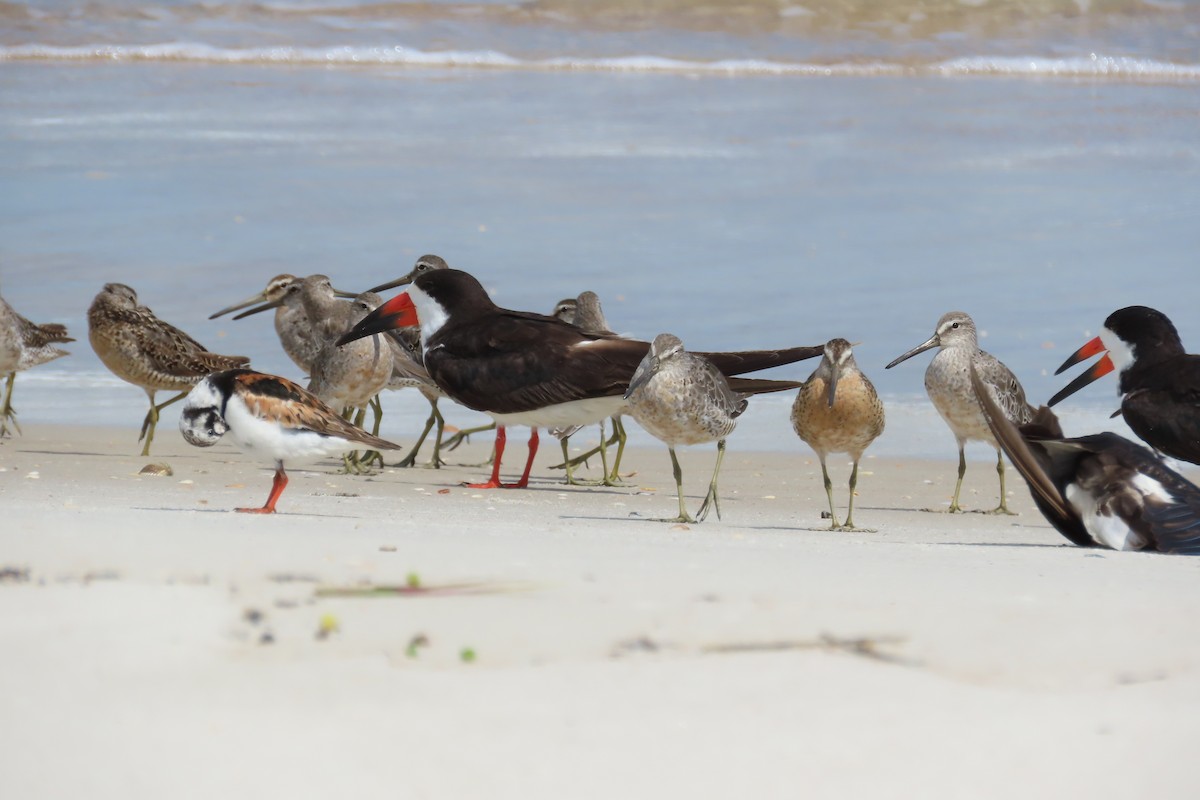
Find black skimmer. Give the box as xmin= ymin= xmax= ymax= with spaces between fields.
xmin=337 ymin=268 xmax=822 ymax=489
xmin=180 ymin=369 xmax=402 ymax=513
xmin=886 ymin=311 xmax=1034 ymax=514
xmin=791 ymin=339 xmax=885 ymax=530
xmin=366 ymin=254 xmax=492 ymax=467
xmin=624 ymin=333 xmax=798 ymax=523
xmin=89 ymin=283 xmax=250 ymax=456
xmin=971 ymin=363 xmax=1200 ymax=554
xmin=1049 ymin=305 xmax=1200 ymax=466
xmin=0 ymin=290 xmax=73 ymax=438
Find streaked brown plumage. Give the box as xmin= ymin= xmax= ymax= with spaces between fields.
xmin=791 ymin=339 xmax=885 ymax=530
xmin=89 ymin=282 xmax=249 ymax=455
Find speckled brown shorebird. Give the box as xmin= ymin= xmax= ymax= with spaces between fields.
xmin=886 ymin=311 xmax=1034 ymax=514
xmin=549 ymin=290 xmax=630 ymax=486
xmin=89 ymin=283 xmax=250 ymax=456
xmin=624 ymin=333 xmax=800 ymax=523
xmin=309 ymin=292 xmax=395 ymax=472
xmin=209 ymin=274 xmax=355 ymax=374
xmin=1 ymin=290 xmax=73 ymax=438
xmin=791 ymin=338 xmax=885 ymax=530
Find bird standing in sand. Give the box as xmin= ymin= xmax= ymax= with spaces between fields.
xmin=308 ymin=292 xmax=395 ymax=472
xmin=625 ymin=333 xmax=797 ymax=523
xmin=0 ymin=291 xmax=74 ymax=438
xmin=886 ymin=311 xmax=1033 ymax=514
xmin=180 ymin=369 xmax=402 ymax=513
xmin=89 ymin=283 xmax=250 ymax=456
xmin=550 ymin=290 xmax=629 ymax=486
xmin=791 ymin=339 xmax=885 ymax=530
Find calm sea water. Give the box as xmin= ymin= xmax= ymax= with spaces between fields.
xmin=2 ymin=0 xmax=1198 ymax=457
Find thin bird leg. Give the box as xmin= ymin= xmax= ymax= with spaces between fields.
xmin=466 ymin=426 xmax=508 ymax=489
xmin=398 ymin=399 xmax=439 ymax=468
xmin=559 ymin=435 xmax=578 ymax=484
xmin=555 ymin=424 xmax=622 ymax=471
xmin=662 ymin=446 xmax=696 ymax=524
xmin=988 ymin=449 xmax=1017 ymax=516
xmin=352 ymin=407 xmax=386 ymax=471
xmin=948 ymin=444 xmax=967 ymax=513
xmin=819 ymin=455 xmax=840 ymax=529
xmin=696 ymin=439 xmax=728 ymax=522
xmin=604 ymin=416 xmax=629 ymax=486
xmin=238 ymin=462 xmax=288 ymax=514
xmin=844 ymin=459 xmax=861 ymax=530
xmin=368 ymin=394 xmax=384 ymax=437
xmin=443 ymin=421 xmax=498 ymax=452
xmin=0 ymin=372 xmax=19 ymax=437
xmin=139 ymin=390 xmax=186 ymax=456
xmin=426 ymin=399 xmax=447 ymax=468
xmin=506 ymin=427 xmax=539 ymax=489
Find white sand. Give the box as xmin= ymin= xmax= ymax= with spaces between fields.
xmin=2 ymin=424 xmax=1199 ymax=798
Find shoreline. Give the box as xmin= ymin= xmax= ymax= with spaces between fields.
xmin=2 ymin=423 xmax=1199 ymax=797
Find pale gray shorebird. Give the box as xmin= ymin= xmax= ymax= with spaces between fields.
xmin=791 ymin=338 xmax=885 ymax=530
xmin=624 ymin=333 xmax=796 ymax=523
xmin=89 ymin=283 xmax=250 ymax=456
xmin=885 ymin=311 xmax=1034 ymax=514
xmin=308 ymin=292 xmax=395 ymax=472
xmin=549 ymin=290 xmax=630 ymax=486
xmin=180 ymin=369 xmax=402 ymax=514
xmin=209 ymin=274 xmax=356 ymax=374
xmin=0 ymin=290 xmax=73 ymax=438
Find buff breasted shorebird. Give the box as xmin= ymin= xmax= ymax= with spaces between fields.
xmin=88 ymin=283 xmax=250 ymax=456
xmin=886 ymin=311 xmax=1034 ymax=514
xmin=549 ymin=290 xmax=630 ymax=486
xmin=791 ymin=338 xmax=885 ymax=530
xmin=0 ymin=290 xmax=73 ymax=438
xmin=209 ymin=274 xmax=356 ymax=374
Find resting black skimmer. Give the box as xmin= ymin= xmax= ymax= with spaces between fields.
xmin=1049 ymin=306 xmax=1200 ymax=466
xmin=971 ymin=363 xmax=1200 ymax=554
xmin=180 ymin=369 xmax=402 ymax=513
xmin=338 ymin=268 xmax=822 ymax=488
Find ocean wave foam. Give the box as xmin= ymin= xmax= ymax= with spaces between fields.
xmin=1 ymin=42 xmax=1197 ymax=83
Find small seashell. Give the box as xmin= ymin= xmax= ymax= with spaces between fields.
xmin=139 ymin=463 xmax=173 ymax=477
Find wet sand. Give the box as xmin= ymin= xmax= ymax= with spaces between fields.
xmin=2 ymin=424 xmax=1199 ymax=798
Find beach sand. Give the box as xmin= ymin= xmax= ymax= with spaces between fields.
xmin=2 ymin=423 xmax=1199 ymax=797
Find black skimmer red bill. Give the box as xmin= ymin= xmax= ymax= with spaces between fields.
xmin=180 ymin=369 xmax=402 ymax=513
xmin=971 ymin=363 xmax=1200 ymax=554
xmin=337 ymin=268 xmax=822 ymax=489
xmin=1049 ymin=306 xmax=1200 ymax=466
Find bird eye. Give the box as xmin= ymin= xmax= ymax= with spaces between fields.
xmin=951 ymin=322 xmax=960 ymax=329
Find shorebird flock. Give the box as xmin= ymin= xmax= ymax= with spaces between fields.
xmin=2 ymin=258 xmax=1198 ymax=554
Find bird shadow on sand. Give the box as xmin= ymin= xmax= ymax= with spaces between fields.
xmin=132 ymin=505 xmax=364 ymax=520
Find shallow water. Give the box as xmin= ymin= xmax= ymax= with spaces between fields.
xmin=1 ymin=1 xmax=1197 ymax=458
